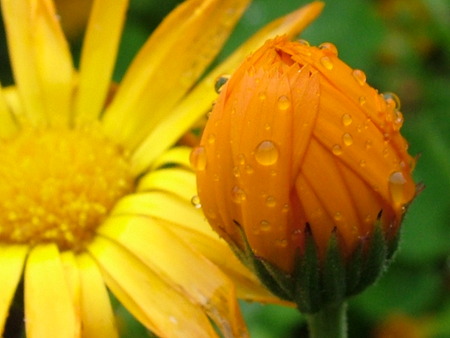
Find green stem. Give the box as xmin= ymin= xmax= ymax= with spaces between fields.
xmin=305 ymin=302 xmax=348 ymax=338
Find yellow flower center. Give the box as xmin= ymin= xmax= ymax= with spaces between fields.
xmin=0 ymin=127 xmax=134 ymax=251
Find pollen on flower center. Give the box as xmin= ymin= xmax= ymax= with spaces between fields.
xmin=0 ymin=127 xmax=135 ymax=251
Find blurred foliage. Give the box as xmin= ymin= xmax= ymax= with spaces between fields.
xmin=0 ymin=0 xmax=449 ymax=337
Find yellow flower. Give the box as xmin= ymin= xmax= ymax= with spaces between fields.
xmin=0 ymin=0 xmax=323 ymax=337
xmin=194 ymin=36 xmax=416 ymax=311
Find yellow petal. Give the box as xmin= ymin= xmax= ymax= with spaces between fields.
xmin=98 ymin=215 xmax=247 ymax=337
xmin=149 ymin=146 xmax=192 ymax=171
xmin=111 ymin=192 xmax=212 ymax=237
xmin=60 ymin=251 xmax=81 ymax=322
xmin=131 ymin=1 xmax=324 ymax=173
xmin=147 ymin=217 xmax=288 ymax=305
xmin=137 ymin=168 xmax=197 ymax=200
xmin=1 ymin=0 xmax=73 ymax=126
xmin=0 ymin=83 xmax=17 ymax=138
xmin=77 ymin=253 xmax=118 ymax=338
xmin=0 ymin=245 xmax=28 ymax=336
xmin=88 ymin=236 xmax=218 ymax=337
xmin=74 ymin=0 xmax=129 ymax=125
xmin=101 ymin=0 xmax=250 ymax=150
xmin=25 ymin=244 xmax=79 ymax=338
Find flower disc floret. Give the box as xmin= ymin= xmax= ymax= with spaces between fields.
xmin=0 ymin=127 xmax=134 ymax=251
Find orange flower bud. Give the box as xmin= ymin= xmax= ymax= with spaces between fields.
xmin=193 ymin=36 xmax=416 ymax=311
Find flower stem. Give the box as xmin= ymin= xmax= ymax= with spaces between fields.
xmin=305 ymin=302 xmax=348 ymax=338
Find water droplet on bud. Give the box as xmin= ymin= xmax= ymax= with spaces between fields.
xmin=277 ymin=95 xmax=291 ymax=111
xmin=352 ymin=69 xmax=367 ymax=86
xmin=231 ymin=186 xmax=246 ymax=203
xmin=214 ymin=74 xmax=230 ymax=93
xmin=388 ymin=171 xmax=407 ymax=206
xmin=332 ymin=144 xmax=343 ymax=156
xmin=191 ymin=196 xmax=202 ymax=208
xmin=383 ymin=92 xmax=401 ymax=110
xmin=255 ymin=140 xmax=279 ymax=166
xmin=342 ymin=133 xmax=353 ymax=146
xmin=265 ymin=196 xmax=276 ymax=207
xmin=260 ymin=220 xmax=271 ymax=231
xmin=320 ymin=56 xmax=333 ymax=70
xmin=190 ymin=146 xmax=207 ymax=171
xmin=319 ymin=42 xmax=338 ymax=55
xmin=341 ymin=113 xmax=352 ymax=126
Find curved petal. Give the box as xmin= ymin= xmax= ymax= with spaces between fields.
xmin=131 ymin=1 xmax=324 ymax=174
xmin=60 ymin=251 xmax=81 ymax=321
xmin=137 ymin=168 xmax=197 ymax=200
xmin=149 ymin=146 xmax=192 ymax=171
xmin=77 ymin=253 xmax=118 ymax=338
xmin=0 ymin=83 xmax=18 ymax=138
xmin=24 ymin=244 xmax=79 ymax=338
xmin=1 ymin=0 xmax=73 ymax=126
xmin=0 ymin=245 xmax=28 ymax=336
xmin=101 ymin=0 xmax=250 ymax=150
xmin=110 ymin=192 xmax=212 ymax=237
xmin=74 ymin=0 xmax=129 ymax=125
xmin=98 ymin=215 xmax=247 ymax=338
xmin=88 ymin=236 xmax=217 ymax=337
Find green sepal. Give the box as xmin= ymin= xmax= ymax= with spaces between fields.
xmin=351 ymin=222 xmax=388 ymax=295
xmin=345 ymin=240 xmax=364 ymax=296
xmin=323 ymin=229 xmax=346 ymax=304
xmin=293 ymin=224 xmax=322 ymax=313
xmin=232 ymin=221 xmax=292 ymax=300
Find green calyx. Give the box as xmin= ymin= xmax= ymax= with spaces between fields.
xmin=234 ymin=219 xmax=399 ymax=314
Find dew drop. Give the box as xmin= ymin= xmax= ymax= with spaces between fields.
xmin=190 ymin=146 xmax=207 ymax=171
xmin=332 ymin=144 xmax=343 ymax=156
xmin=232 ymin=166 xmax=240 ymax=178
xmin=277 ymin=95 xmax=291 ymax=111
xmin=275 ymin=238 xmax=288 ymax=248
xmin=245 ymin=165 xmax=254 ymax=174
xmin=383 ymin=92 xmax=401 ymax=110
xmin=282 ymin=204 xmax=290 ymax=213
xmin=389 ymin=171 xmax=407 ymax=206
xmin=320 ymin=56 xmax=333 ymax=70
xmin=236 ymin=154 xmax=246 ymax=165
xmin=258 ymin=91 xmax=267 ymax=101
xmin=341 ymin=113 xmax=353 ymax=127
xmin=260 ymin=220 xmax=271 ymax=232
xmin=359 ymin=159 xmax=366 ymax=167
xmin=255 ymin=140 xmax=279 ymax=166
xmin=265 ymin=196 xmax=276 ymax=207
xmin=207 ymin=133 xmax=216 ymax=144
xmin=231 ymin=186 xmax=246 ymax=203
xmin=334 ymin=212 xmax=343 ymax=221
xmin=342 ymin=133 xmax=353 ymax=146
xmin=297 ymin=39 xmax=310 ymax=46
xmin=352 ymin=69 xmax=367 ymax=86
xmin=214 ymin=74 xmax=230 ymax=93
xmin=365 ymin=139 xmax=372 ymax=150
xmin=319 ymin=42 xmax=338 ymax=55
xmin=191 ymin=196 xmax=202 ymax=208
xmin=359 ymin=96 xmax=367 ymax=106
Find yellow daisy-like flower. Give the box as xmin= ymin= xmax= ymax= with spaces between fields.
xmin=0 ymin=0 xmax=323 ymax=337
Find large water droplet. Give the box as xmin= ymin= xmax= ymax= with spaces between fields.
xmin=277 ymin=95 xmax=291 ymax=111
xmin=255 ymin=140 xmax=279 ymax=166
xmin=214 ymin=74 xmax=230 ymax=93
xmin=190 ymin=146 xmax=207 ymax=171
xmin=319 ymin=42 xmax=338 ymax=55
xmin=332 ymin=144 xmax=343 ymax=156
xmin=341 ymin=113 xmax=352 ymax=127
xmin=297 ymin=39 xmax=310 ymax=46
xmin=352 ymin=69 xmax=367 ymax=86
xmin=388 ymin=171 xmax=407 ymax=206
xmin=231 ymin=186 xmax=246 ymax=203
xmin=320 ymin=56 xmax=333 ymax=70
xmin=191 ymin=196 xmax=202 ymax=208
xmin=383 ymin=92 xmax=401 ymax=110
xmin=342 ymin=133 xmax=353 ymax=146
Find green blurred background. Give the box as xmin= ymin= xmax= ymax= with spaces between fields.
xmin=1 ymin=0 xmax=449 ymax=337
